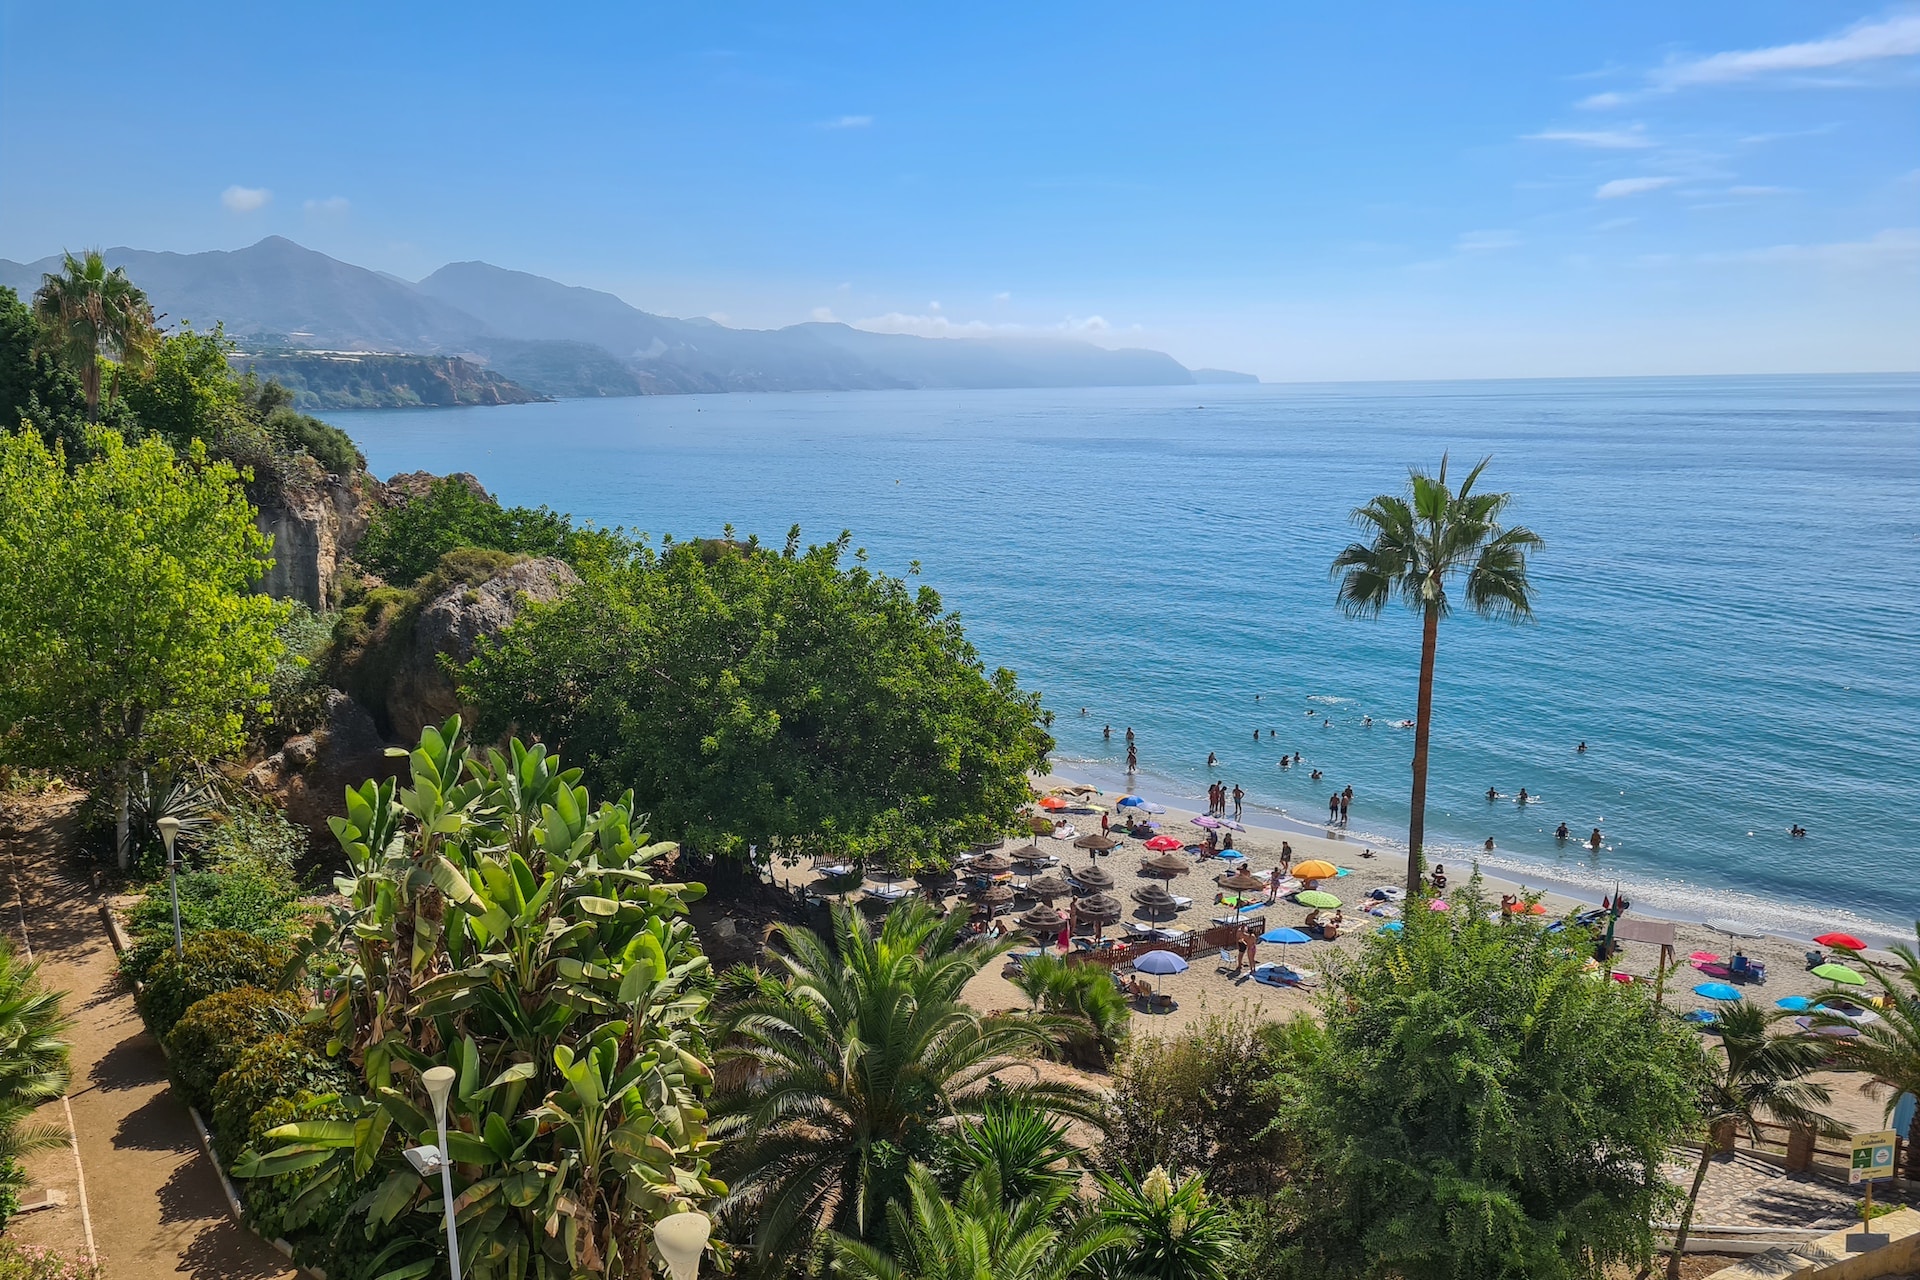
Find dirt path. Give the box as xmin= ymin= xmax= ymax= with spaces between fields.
xmin=1 ymin=791 xmax=297 ymax=1280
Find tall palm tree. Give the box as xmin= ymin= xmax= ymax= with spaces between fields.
xmin=829 ymin=1163 xmax=1127 ymax=1280
xmin=1330 ymin=455 xmax=1543 ymax=897
xmin=0 ymin=941 xmax=73 ymax=1205
xmin=714 ymin=900 xmax=1099 ymax=1270
xmin=32 ymin=250 xmax=158 ymax=420
xmin=1664 ymin=1003 xmax=1836 ymax=1279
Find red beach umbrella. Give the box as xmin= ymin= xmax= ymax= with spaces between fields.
xmin=1143 ymin=835 xmax=1184 ymax=851
xmin=1814 ymin=932 xmax=1866 ymax=951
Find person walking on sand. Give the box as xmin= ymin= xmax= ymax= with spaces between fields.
xmin=1268 ymin=865 xmax=1283 ymax=904
xmin=1279 ymin=841 xmax=1292 ymax=873
xmin=1232 ymin=785 xmax=1244 ymax=820
xmin=1101 ymin=811 xmax=1109 ymax=836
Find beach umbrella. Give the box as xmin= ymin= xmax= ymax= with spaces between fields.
xmin=1262 ymin=926 xmax=1312 ymax=944
xmin=971 ymin=852 xmax=1013 ymax=875
xmin=1693 ymin=982 xmax=1742 ymax=1002
xmin=1133 ymin=950 xmax=1188 ymax=976
xmin=1504 ymin=901 xmax=1548 ymax=915
xmin=1131 ymin=884 xmax=1179 ymax=915
xmin=1295 ymin=890 xmax=1341 ymax=910
xmin=1028 ymin=816 xmax=1054 ymax=834
xmin=1815 ymin=932 xmax=1867 ymax=951
xmin=1018 ymin=904 xmax=1066 ymax=933
xmin=1074 ymin=834 xmax=1119 ymax=854
xmin=1428 ymin=898 xmax=1450 ymax=912
xmin=1811 ymin=962 xmax=1867 ymax=985
xmin=1143 ymin=835 xmax=1184 ymax=851
xmin=1070 ymin=864 xmax=1114 ymax=891
xmin=1028 ymin=873 xmax=1071 ymax=900
xmin=975 ymin=884 xmax=1014 ymax=907
xmin=1010 ymin=844 xmax=1051 ymax=867
xmin=1192 ymin=815 xmax=1222 ymax=829
xmin=1688 ymin=951 xmax=1721 ymax=964
xmin=1292 ymin=860 xmax=1339 ymax=881
xmin=1775 ymin=995 xmax=1812 ymax=1012
xmin=1142 ymin=851 xmax=1191 ymax=876
xmin=1038 ymin=795 xmax=1069 ymax=811
xmin=1218 ymin=868 xmax=1265 ymax=892
xmin=1377 ymin=920 xmax=1404 ymax=934
xmin=1078 ymin=893 xmax=1122 ymax=924
xmin=1117 ymin=796 xmax=1146 ymax=807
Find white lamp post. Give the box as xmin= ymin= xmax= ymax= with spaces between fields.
xmin=422 ymin=1066 xmax=463 ymax=1280
xmin=653 ymin=1211 xmax=711 ymax=1280
xmin=155 ymin=816 xmax=183 ymax=957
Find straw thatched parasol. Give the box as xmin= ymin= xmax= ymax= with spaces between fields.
xmin=1028 ymin=873 xmax=1072 ymax=900
xmin=1018 ymin=904 xmax=1067 ymax=933
xmin=976 ymin=883 xmax=1014 ymax=906
xmin=969 ymin=838 xmax=1007 ymax=853
xmin=1070 ymin=864 xmax=1115 ymax=891
xmin=1010 ymin=844 xmax=1050 ymax=866
xmin=1142 ymin=851 xmax=1190 ymax=877
xmin=1078 ymin=893 xmax=1123 ymax=925
xmin=1074 ymin=834 xmax=1119 ymax=854
xmin=1218 ymin=868 xmax=1266 ymax=893
xmin=1131 ymin=884 xmax=1179 ymax=915
xmin=971 ymin=852 xmax=1013 ymax=875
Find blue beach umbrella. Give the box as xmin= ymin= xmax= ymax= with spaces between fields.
xmin=1117 ymin=796 xmax=1146 ymax=807
xmin=1262 ymin=927 xmax=1312 ymax=944
xmin=1693 ymin=982 xmax=1742 ymax=1002
xmin=1682 ymin=1008 xmax=1719 ymax=1026
xmin=1775 ymin=995 xmax=1812 ymax=1012
xmin=1133 ymin=950 xmax=1189 ymax=976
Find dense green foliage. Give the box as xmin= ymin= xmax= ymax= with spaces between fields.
xmin=0 ymin=1241 xmax=101 ymax=1280
xmin=712 ymin=900 xmax=1094 ymax=1269
xmin=249 ymin=602 xmax=337 ymax=745
xmin=1330 ymin=456 xmax=1542 ymax=894
xmin=465 ymin=530 xmax=1053 ymax=871
xmin=30 ymin=250 xmax=156 ymax=421
xmin=354 ymin=474 xmax=608 ymax=584
xmin=163 ymin=986 xmax=303 ymax=1111
xmin=233 ymin=722 xmax=720 ymax=1280
xmin=1276 ymin=880 xmax=1703 ymax=1280
xmin=1009 ymin=952 xmax=1131 ymax=1067
xmin=133 ymin=929 xmax=294 ymax=1040
xmin=1093 ymin=1166 xmax=1238 ymax=1280
xmin=0 ymin=429 xmax=286 ymax=864
xmin=0 ymin=942 xmax=72 ymax=1231
xmin=0 ymin=286 xmax=95 ymax=457
xmin=209 ymin=1030 xmax=352 ymax=1163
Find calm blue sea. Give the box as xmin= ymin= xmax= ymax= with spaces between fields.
xmin=334 ymin=375 xmax=1920 ymax=941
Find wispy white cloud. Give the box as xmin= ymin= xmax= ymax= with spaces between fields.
xmin=1577 ymin=91 xmax=1629 ymax=110
xmin=820 ymin=114 xmax=873 ymax=129
xmin=1654 ymin=13 xmax=1920 ymax=88
xmin=809 ymin=306 xmax=837 ymax=322
xmin=303 ymin=195 xmax=350 ymax=215
xmin=1596 ymin=176 xmax=1676 ymax=199
xmin=1523 ymin=125 xmax=1652 ymax=149
xmin=993 ymin=291 xmax=1011 ymax=302
xmin=1454 ymin=229 xmax=1520 ymax=253
xmin=1702 ymin=227 xmax=1920 ymax=267
xmin=854 ymin=311 xmax=1118 ymax=339
xmin=221 ymin=185 xmax=271 ymax=213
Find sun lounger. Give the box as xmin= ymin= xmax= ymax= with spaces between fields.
xmin=1252 ymin=963 xmax=1316 ymax=989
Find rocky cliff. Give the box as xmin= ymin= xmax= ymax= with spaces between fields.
xmin=253 ymin=471 xmax=378 ymax=609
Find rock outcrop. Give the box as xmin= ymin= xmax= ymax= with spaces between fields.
xmin=254 ymin=471 xmax=378 ymax=609
xmin=248 ymin=689 xmax=398 ymax=837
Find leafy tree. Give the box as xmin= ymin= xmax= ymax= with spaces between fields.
xmin=354 ymin=475 xmax=592 ymax=584
xmin=0 ymin=429 xmax=285 ymax=865
xmin=1664 ymin=1002 xmax=1836 ymax=1279
xmin=235 ymin=723 xmax=721 ymax=1280
xmin=119 ymin=327 xmax=251 ymax=453
xmin=712 ymin=900 xmax=1096 ymax=1269
xmin=1330 ymin=456 xmax=1542 ymax=896
xmin=829 ymin=1163 xmax=1127 ymax=1280
xmin=1093 ymin=1167 xmax=1237 ymax=1280
xmin=0 ymin=939 xmax=72 ymax=1226
xmin=31 ymin=250 xmax=157 ymax=420
xmin=1009 ymin=953 xmax=1131 ymax=1067
xmin=465 ymin=530 xmax=1053 ymax=872
xmin=1279 ymin=878 xmax=1702 ymax=1280
xmin=0 ymin=285 xmax=93 ymax=457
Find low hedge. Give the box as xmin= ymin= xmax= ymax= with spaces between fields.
xmin=209 ymin=1028 xmax=352 ymax=1163
xmin=162 ymin=986 xmax=303 ymax=1111
xmin=133 ymin=930 xmax=295 ymax=1039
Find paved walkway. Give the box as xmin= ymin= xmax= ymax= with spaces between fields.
xmin=1666 ymin=1150 xmax=1866 ymax=1232
xmin=1 ymin=792 xmax=296 ymax=1280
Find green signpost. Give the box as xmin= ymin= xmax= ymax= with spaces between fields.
xmin=1849 ymin=1129 xmax=1898 ymax=1252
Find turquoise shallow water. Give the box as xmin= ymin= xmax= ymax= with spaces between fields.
xmin=335 ymin=375 xmax=1920 ymax=940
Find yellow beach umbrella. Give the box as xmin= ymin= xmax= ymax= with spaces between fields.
xmin=1292 ymin=860 xmax=1339 ymax=881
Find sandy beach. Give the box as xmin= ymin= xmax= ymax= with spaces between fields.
xmin=783 ymin=774 xmax=1900 ymax=1039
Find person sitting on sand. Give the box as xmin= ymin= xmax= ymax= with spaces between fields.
xmin=1223 ymin=832 xmax=1235 ymax=851
xmin=1304 ymin=908 xmax=1323 ymax=932
xmin=1430 ymin=864 xmax=1449 ymax=891
xmin=1325 ymin=909 xmax=1344 ymax=939
xmin=1361 ymin=846 xmax=1375 ymax=858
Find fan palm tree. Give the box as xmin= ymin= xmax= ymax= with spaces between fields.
xmin=32 ymin=250 xmax=158 ymax=420
xmin=1664 ymin=1003 xmax=1836 ymax=1279
xmin=829 ymin=1162 xmax=1127 ymax=1280
xmin=714 ymin=900 xmax=1099 ymax=1270
xmin=1009 ymin=952 xmax=1131 ymax=1067
xmin=1812 ymin=929 xmax=1920 ymax=1175
xmin=1330 ymin=455 xmax=1543 ymax=897
xmin=0 ymin=941 xmax=73 ymax=1205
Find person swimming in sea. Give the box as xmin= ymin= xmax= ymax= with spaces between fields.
xmin=1555 ymin=822 xmax=1570 ymax=841
xmin=1577 ymin=741 xmax=1587 ymax=753
xmin=1207 ymin=751 xmax=1217 ymax=768
xmin=1310 ymin=769 xmax=1323 ymax=781
xmin=1517 ymin=787 xmax=1530 ymax=804
xmin=1486 ymin=786 xmax=1499 ymax=802
xmin=1790 ymin=824 xmax=1807 ymax=838
xmin=1362 ymin=715 xmax=1372 ymax=726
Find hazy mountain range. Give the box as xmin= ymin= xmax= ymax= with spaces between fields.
xmin=0 ymin=237 xmax=1253 ymax=402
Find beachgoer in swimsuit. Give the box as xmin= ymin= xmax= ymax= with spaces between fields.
xmin=1311 ymin=769 xmax=1323 ymax=781
xmin=1279 ymin=755 xmax=1289 ymax=769
xmin=1430 ymin=864 xmax=1448 ymax=891
xmin=1279 ymin=841 xmax=1292 ymax=871
xmin=1487 ymin=786 xmax=1498 ymax=802
xmin=1577 ymin=741 xmax=1586 ymax=753
xmin=1232 ymin=785 xmax=1244 ymax=819
xmin=1589 ymin=828 xmax=1602 ymax=851
xmin=1104 ymin=724 xmax=1111 ymax=740
xmin=1208 ymin=752 xmax=1217 ymax=769
xmin=1339 ymin=794 xmax=1350 ymax=824
xmin=1293 ymin=752 xmax=1301 ymax=765
xmin=1517 ymin=788 xmax=1529 ymax=804
xmin=1268 ymin=866 xmax=1283 ymax=903
xmin=1555 ymin=822 xmax=1569 ymax=840
xmin=1328 ymin=794 xmax=1339 ymax=822
xmin=1484 ymin=837 xmax=1495 ymax=851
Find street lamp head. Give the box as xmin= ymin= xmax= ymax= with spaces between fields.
xmin=653 ymin=1211 xmax=712 ymax=1280
xmin=155 ymin=815 xmax=182 ymax=854
xmin=422 ymin=1065 xmax=456 ymax=1121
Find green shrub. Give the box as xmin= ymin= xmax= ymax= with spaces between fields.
xmin=120 ymin=865 xmax=305 ymax=988
xmin=202 ymin=795 xmax=309 ymax=878
xmin=1008 ymin=952 xmax=1131 ymax=1067
xmin=163 ymin=986 xmax=303 ymax=1112
xmin=248 ymin=604 xmax=336 ymax=745
xmin=354 ymin=475 xmax=576 ymax=584
xmin=133 ymin=930 xmax=294 ymax=1039
xmin=265 ymin=406 xmax=362 ymax=476
xmin=0 ymin=1240 xmax=102 ymax=1280
xmin=0 ymin=1156 xmax=19 ymax=1230
xmin=239 ymin=1092 xmax=391 ymax=1261
xmin=210 ymin=1029 xmax=351 ymax=1163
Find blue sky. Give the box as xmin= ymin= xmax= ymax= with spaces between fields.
xmin=2 ymin=1 xmax=1915 ymax=379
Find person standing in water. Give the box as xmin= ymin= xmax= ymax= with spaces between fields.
xmin=1555 ymin=822 xmax=1569 ymax=841
xmin=1207 ymin=751 xmax=1217 ymax=769
xmin=1339 ymin=792 xmax=1350 ymax=825
xmin=1127 ymin=745 xmax=1138 ymax=773
xmin=1589 ymin=827 xmax=1603 ymax=850
xmin=1104 ymin=724 xmax=1111 ymax=740
xmin=1232 ymin=785 xmax=1244 ymax=820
